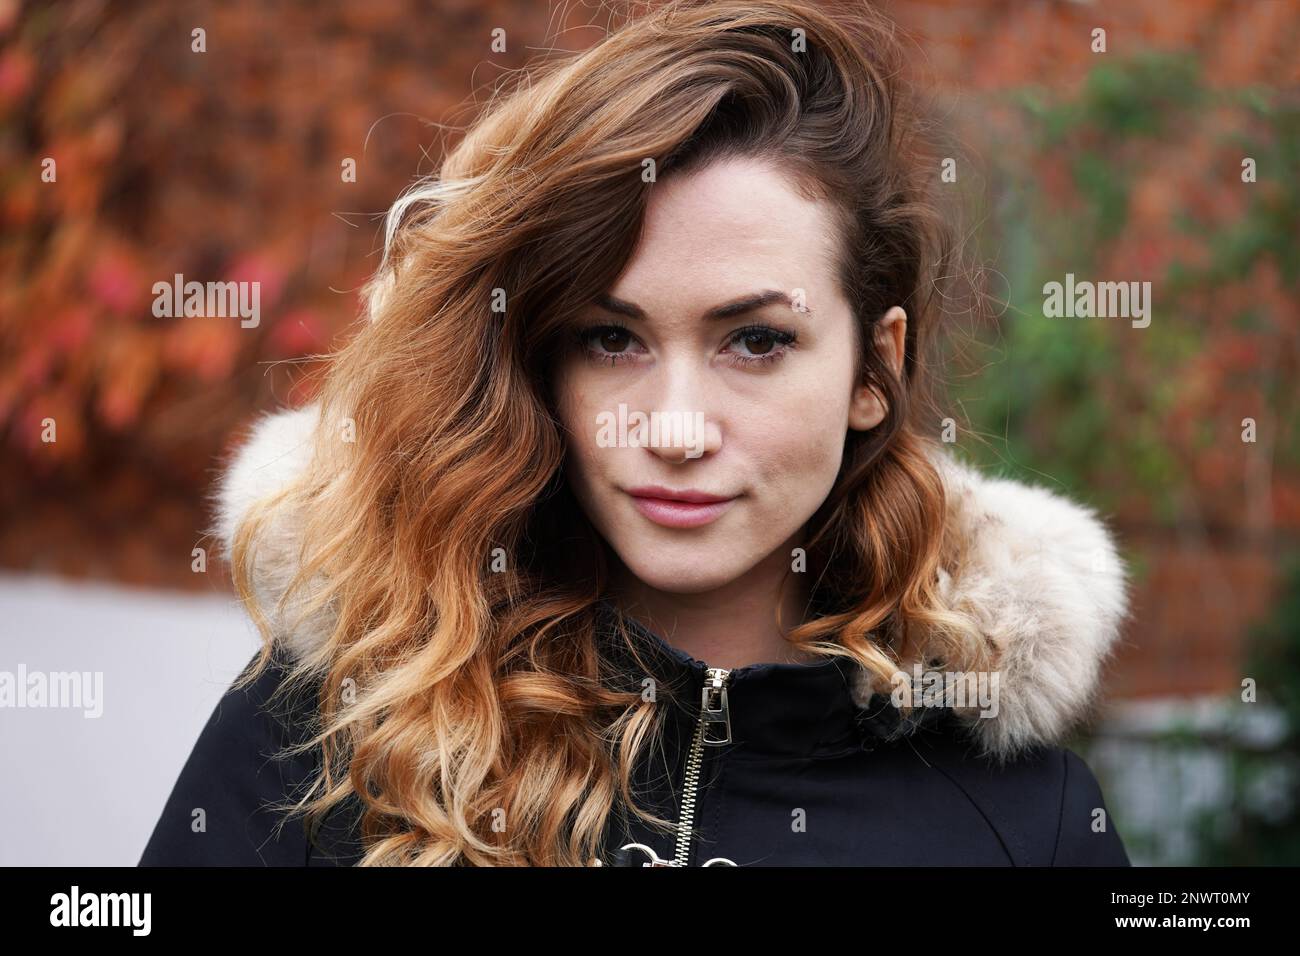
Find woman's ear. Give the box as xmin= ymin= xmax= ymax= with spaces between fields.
xmin=848 ymin=306 xmax=907 ymax=431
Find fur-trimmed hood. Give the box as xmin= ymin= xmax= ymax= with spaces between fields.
xmin=211 ymin=401 xmax=1130 ymax=761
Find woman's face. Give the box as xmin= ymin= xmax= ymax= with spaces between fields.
xmin=553 ymin=155 xmax=905 ymax=596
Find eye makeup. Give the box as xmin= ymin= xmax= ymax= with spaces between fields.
xmin=572 ymin=321 xmax=798 ymax=368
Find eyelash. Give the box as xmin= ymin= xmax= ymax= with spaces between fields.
xmin=574 ymin=322 xmax=798 ymax=368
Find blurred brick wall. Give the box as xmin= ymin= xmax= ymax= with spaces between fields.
xmin=4 ymin=0 xmax=1295 ymax=703
xmin=876 ymin=0 xmax=1299 ymax=700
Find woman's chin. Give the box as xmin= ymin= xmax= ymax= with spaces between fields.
xmin=616 ymin=556 xmax=751 ymax=595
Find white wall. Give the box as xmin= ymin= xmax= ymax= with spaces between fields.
xmin=0 ymin=572 xmax=259 ymax=866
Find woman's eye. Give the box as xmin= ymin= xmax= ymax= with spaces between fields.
xmin=596 ymin=327 xmax=632 ymax=353
xmin=574 ymin=322 xmax=795 ymax=368
xmin=576 ymin=324 xmax=642 ymax=365
xmin=735 ymin=330 xmax=778 ymax=355
xmin=724 ymin=325 xmax=797 ymax=365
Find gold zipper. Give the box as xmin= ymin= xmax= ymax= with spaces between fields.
xmin=596 ymin=665 xmax=738 ymax=867
xmin=669 ymin=666 xmax=735 ymax=867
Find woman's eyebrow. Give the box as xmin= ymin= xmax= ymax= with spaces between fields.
xmin=592 ymin=289 xmax=808 ymax=320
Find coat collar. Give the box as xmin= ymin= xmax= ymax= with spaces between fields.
xmin=213 ymin=401 xmax=1130 ymax=762
xmin=599 ymin=602 xmax=870 ymax=759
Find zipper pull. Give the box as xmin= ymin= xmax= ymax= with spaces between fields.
xmin=618 ymin=842 xmax=674 ymax=867
xmin=700 ymin=666 xmax=732 ymax=745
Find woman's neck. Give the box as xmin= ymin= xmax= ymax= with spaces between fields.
xmin=607 ymin=533 xmax=818 ymax=670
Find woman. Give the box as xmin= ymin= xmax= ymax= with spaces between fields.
xmin=140 ymin=0 xmax=1132 ymax=867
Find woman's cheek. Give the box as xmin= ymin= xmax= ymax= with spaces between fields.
xmin=556 ymin=369 xmax=599 ymax=454
xmin=553 ymin=375 xmax=602 ymax=503
xmin=750 ymin=396 xmax=848 ymax=512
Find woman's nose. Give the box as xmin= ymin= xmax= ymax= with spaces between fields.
xmin=646 ymin=415 xmax=722 ymax=464
xmin=639 ymin=357 xmax=723 ymax=463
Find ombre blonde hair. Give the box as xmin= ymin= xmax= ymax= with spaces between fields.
xmin=229 ymin=0 xmax=988 ymax=866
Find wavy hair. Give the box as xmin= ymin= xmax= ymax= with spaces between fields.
xmin=229 ymin=0 xmax=988 ymax=866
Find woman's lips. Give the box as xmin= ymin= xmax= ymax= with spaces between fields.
xmin=625 ymin=487 xmax=738 ymax=529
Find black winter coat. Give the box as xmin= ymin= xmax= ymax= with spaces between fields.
xmin=139 ymin=403 xmax=1133 ymax=867
xmin=139 ymin=615 xmax=1129 ymax=866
